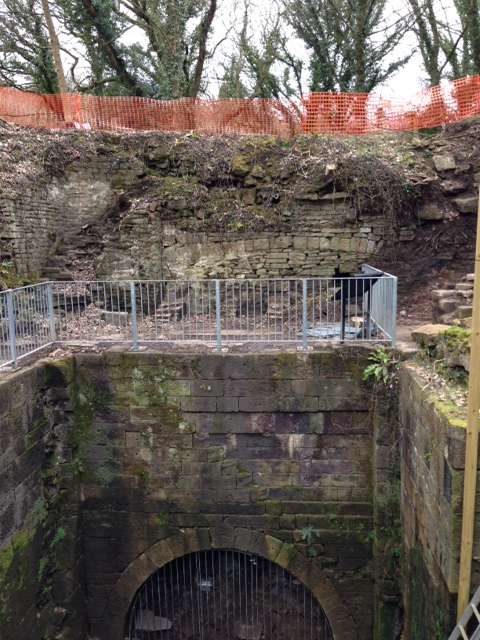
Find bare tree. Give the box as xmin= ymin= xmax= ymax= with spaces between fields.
xmin=218 ymin=0 xmax=303 ymax=99
xmin=406 ymin=0 xmax=480 ymax=85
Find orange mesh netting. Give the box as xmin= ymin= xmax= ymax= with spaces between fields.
xmin=0 ymin=75 xmax=479 ymax=136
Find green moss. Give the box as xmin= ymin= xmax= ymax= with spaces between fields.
xmin=0 ymin=545 xmax=14 ymax=582
xmin=154 ymin=514 xmax=171 ymax=527
xmin=231 ymin=153 xmax=252 ymax=176
xmin=48 ymin=527 xmax=67 ymax=549
xmin=440 ymin=326 xmax=471 ymax=351
xmin=405 ymin=544 xmax=454 ymax=640
xmin=430 ymin=396 xmax=467 ymax=428
xmin=12 ymin=529 xmax=29 ymax=551
xmin=65 ymin=362 xmax=114 ymax=477
xmin=0 ymin=497 xmax=47 ymax=587
xmin=149 ymin=403 xmax=183 ymax=428
xmin=37 ymin=557 xmax=48 ymax=581
xmin=0 ymin=602 xmax=10 ymax=622
xmin=43 ymin=358 xmax=74 ymax=387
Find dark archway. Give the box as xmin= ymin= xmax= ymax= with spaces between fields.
xmin=125 ymin=549 xmax=334 ymax=639
xmin=102 ymin=529 xmax=357 ymax=639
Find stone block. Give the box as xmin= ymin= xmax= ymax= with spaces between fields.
xmin=279 ymin=396 xmax=319 ymax=412
xmin=307 ymin=237 xmax=320 ymax=249
xmin=323 ymin=412 xmax=370 ymax=435
xmin=238 ymin=397 xmax=279 ymax=412
xmin=252 ymin=472 xmax=294 ymax=487
xmin=418 ymin=204 xmax=444 ymax=220
xmin=177 ymin=474 xmax=237 ymax=490
xmin=252 ymin=239 xmax=270 ymax=250
xmin=433 ymin=154 xmax=456 ymax=171
xmin=216 ymin=396 xmax=239 ymax=412
xmin=272 ymin=236 xmax=292 ymax=249
xmin=191 ymin=380 xmax=224 ymax=396
xmin=224 ymin=378 xmax=291 ymax=398
xmin=209 ymin=524 xmax=236 ymax=548
xmin=411 ymin=324 xmax=450 ymax=347
xmin=181 ymin=461 xmax=223 ymax=475
xmin=453 ymin=195 xmax=478 ymax=213
xmin=181 ymin=396 xmax=217 ymax=412
xmin=457 ymin=305 xmax=473 ymax=319
xmin=460 ymin=317 xmax=473 ymax=328
xmin=293 ymin=237 xmax=308 ymax=250
xmin=236 ymin=471 xmax=253 ymax=488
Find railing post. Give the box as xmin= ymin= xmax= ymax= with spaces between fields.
xmin=391 ymin=276 xmax=397 ymax=348
xmin=6 ymin=290 xmax=17 ymax=367
xmin=302 ymin=279 xmax=308 ymax=350
xmin=215 ymin=279 xmax=221 ymax=352
xmin=130 ymin=281 xmax=138 ymax=350
xmin=46 ymin=282 xmax=56 ymax=343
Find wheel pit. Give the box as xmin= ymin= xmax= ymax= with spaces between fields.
xmin=0 ymin=350 xmax=408 ymax=640
xmin=124 ymin=549 xmax=333 ymax=640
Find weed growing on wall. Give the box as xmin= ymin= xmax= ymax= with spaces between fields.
xmin=0 ymin=260 xmax=36 ymax=288
xmin=363 ymin=346 xmax=400 ymax=387
xmin=300 ymin=525 xmax=321 ymax=557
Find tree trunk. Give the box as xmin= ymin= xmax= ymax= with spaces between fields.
xmin=40 ymin=0 xmax=72 ymax=122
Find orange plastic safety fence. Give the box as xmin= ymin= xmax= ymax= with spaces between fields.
xmin=0 ymin=76 xmax=479 ymax=136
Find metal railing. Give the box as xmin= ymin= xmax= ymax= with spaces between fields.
xmin=0 ymin=282 xmax=55 ymax=368
xmin=448 ymin=586 xmax=480 ymax=640
xmin=0 ymin=267 xmax=397 ymax=368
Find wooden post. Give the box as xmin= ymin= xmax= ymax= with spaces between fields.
xmin=457 ymin=187 xmax=480 ymax=619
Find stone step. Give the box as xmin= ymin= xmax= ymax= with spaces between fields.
xmin=457 ymin=305 xmax=473 ymax=319
xmin=41 ymin=267 xmax=73 ymax=280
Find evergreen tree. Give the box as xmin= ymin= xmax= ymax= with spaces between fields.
xmin=282 ymin=0 xmax=411 ymax=92
xmin=0 ymin=0 xmax=58 ymax=92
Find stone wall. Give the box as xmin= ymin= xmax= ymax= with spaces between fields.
xmin=0 ymin=363 xmax=87 ymax=640
xmin=72 ymin=350 xmax=380 ymax=640
xmin=0 ymin=349 xmax=393 ymax=640
xmin=0 ymin=352 xmax=476 ymax=640
xmin=398 ymin=367 xmax=480 ymax=640
xmin=0 ymin=156 xmax=144 ymax=276
xmin=0 ymin=134 xmax=413 ymax=281
xmin=1 ymin=129 xmax=479 ymax=291
xmin=95 ymin=188 xmax=389 ymax=279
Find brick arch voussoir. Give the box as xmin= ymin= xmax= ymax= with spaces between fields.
xmin=102 ymin=526 xmax=358 ymax=640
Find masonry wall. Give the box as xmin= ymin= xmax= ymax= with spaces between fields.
xmin=0 ymin=350 xmax=388 ymax=640
xmin=398 ymin=367 xmax=480 ymax=640
xmin=0 ymin=156 xmax=143 ymax=276
xmin=72 ymin=350 xmax=380 ymax=640
xmin=0 ymin=135 xmax=417 ymax=281
xmin=100 ymin=194 xmax=389 ymax=281
xmin=0 ymin=353 xmax=475 ymax=640
xmin=0 ymin=364 xmax=87 ymax=640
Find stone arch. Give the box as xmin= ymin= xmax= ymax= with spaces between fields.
xmin=102 ymin=527 xmax=358 ymax=640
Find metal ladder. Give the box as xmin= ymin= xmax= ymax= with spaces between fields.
xmin=448 ymin=588 xmax=480 ymax=640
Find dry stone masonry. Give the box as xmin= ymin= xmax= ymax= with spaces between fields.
xmin=0 ymin=129 xmax=478 ymax=284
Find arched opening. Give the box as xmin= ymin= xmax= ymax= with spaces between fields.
xmin=124 ymin=549 xmax=334 ymax=640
